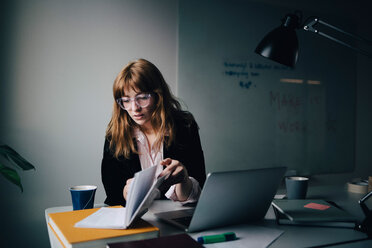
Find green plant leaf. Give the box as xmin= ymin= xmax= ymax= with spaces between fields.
xmin=0 ymin=145 xmax=35 ymax=171
xmin=0 ymin=163 xmax=23 ymax=192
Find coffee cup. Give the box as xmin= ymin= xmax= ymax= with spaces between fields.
xmin=69 ymin=185 xmax=97 ymax=210
xmin=285 ymin=176 xmax=309 ymax=199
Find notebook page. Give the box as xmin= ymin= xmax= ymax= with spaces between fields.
xmin=74 ymin=207 xmax=126 ymax=229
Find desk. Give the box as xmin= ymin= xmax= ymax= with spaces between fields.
xmin=45 ymin=183 xmax=372 ymax=248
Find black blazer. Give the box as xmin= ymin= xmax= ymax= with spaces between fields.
xmin=101 ymin=114 xmax=206 ymax=206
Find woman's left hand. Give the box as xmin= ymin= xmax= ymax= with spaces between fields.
xmin=159 ymin=158 xmax=188 ymax=184
xmin=159 ymin=158 xmax=192 ymax=201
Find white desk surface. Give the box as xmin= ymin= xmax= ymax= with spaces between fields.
xmin=45 ymin=183 xmax=372 ymax=248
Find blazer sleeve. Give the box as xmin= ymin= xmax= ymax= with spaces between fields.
xmin=101 ymin=139 xmax=141 ymax=206
xmin=165 ymin=117 xmax=207 ymax=190
xmin=183 ymin=119 xmax=207 ymax=189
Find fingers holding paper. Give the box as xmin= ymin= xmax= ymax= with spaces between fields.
xmin=159 ymin=158 xmax=193 ymax=201
xmin=159 ymin=158 xmax=188 ymax=184
xmin=123 ymin=178 xmax=133 ymax=200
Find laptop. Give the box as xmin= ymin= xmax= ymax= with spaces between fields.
xmin=154 ymin=166 xmax=286 ymax=232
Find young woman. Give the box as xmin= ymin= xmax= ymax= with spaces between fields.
xmin=101 ymin=59 xmax=206 ymax=206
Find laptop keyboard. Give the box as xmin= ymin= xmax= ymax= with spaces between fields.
xmin=173 ymin=216 xmax=192 ymax=226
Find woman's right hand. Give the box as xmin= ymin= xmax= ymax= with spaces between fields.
xmin=123 ymin=178 xmax=133 ymax=200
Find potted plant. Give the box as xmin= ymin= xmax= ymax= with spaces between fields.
xmin=0 ymin=144 xmax=35 ymax=192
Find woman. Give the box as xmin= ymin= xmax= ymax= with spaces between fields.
xmin=101 ymin=58 xmax=206 ymax=206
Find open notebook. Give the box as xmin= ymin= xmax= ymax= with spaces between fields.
xmin=75 ymin=165 xmax=167 ymax=229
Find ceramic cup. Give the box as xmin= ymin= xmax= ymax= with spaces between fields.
xmin=69 ymin=185 xmax=97 ymax=210
xmin=285 ymin=176 xmax=309 ymax=199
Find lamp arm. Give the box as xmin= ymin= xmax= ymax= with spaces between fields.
xmin=303 ymin=18 xmax=372 ymax=58
xmin=356 ymin=191 xmax=372 ymax=237
xmin=359 ymin=191 xmax=372 ymax=216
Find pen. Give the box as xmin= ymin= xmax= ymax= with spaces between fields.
xmin=197 ymin=232 xmax=237 ymax=244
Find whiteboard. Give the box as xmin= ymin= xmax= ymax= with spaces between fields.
xmin=178 ymin=0 xmax=356 ymax=175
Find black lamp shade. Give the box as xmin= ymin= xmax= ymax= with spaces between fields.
xmin=255 ymin=14 xmax=300 ymax=68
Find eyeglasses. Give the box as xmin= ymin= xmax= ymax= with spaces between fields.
xmin=116 ymin=93 xmax=152 ymax=110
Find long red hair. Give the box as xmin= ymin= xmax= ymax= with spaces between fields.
xmin=106 ymin=59 xmax=183 ymax=159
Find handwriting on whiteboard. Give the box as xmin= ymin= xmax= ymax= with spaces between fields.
xmin=270 ymin=91 xmax=322 ymax=111
xmin=223 ymin=60 xmax=292 ymax=90
xmin=277 ymin=120 xmax=337 ymax=134
xmin=222 ymin=59 xmax=335 ymax=134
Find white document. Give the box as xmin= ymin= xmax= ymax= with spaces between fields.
xmin=74 ymin=207 xmax=127 ymax=229
xmin=75 ymin=165 xmax=166 ymax=229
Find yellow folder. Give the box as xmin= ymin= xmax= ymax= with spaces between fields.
xmin=48 ymin=206 xmax=159 ymax=248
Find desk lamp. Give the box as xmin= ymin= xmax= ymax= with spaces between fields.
xmin=358 ymin=191 xmax=372 ymax=237
xmin=254 ymin=11 xmax=372 ymax=68
xmin=255 ymin=12 xmax=372 ymax=238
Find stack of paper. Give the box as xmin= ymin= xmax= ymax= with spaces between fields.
xmin=75 ymin=165 xmax=166 ymax=229
xmin=48 ymin=207 xmax=159 ymax=248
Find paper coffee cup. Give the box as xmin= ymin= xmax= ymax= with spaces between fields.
xmin=69 ymin=185 xmax=97 ymax=210
xmin=285 ymin=176 xmax=309 ymax=199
